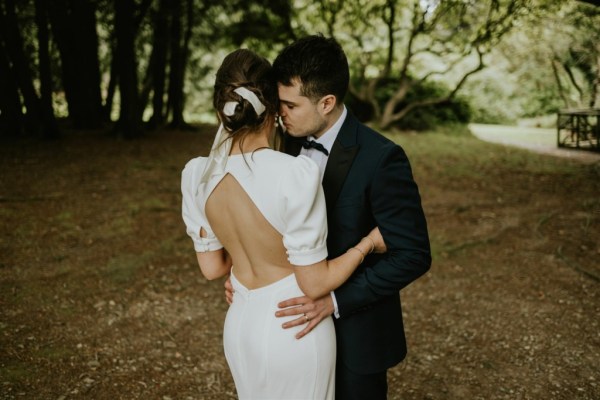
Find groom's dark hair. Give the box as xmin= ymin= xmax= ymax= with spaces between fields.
xmin=273 ymin=34 xmax=349 ymax=105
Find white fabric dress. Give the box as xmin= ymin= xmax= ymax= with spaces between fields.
xmin=181 ymin=149 xmax=336 ymax=400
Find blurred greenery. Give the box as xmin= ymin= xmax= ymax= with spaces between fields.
xmin=1 ymin=0 xmax=598 ymax=136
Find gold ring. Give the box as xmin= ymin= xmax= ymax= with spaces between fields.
xmin=304 ymin=314 xmax=309 ymax=322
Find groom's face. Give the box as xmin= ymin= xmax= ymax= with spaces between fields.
xmin=278 ymin=79 xmax=328 ymax=139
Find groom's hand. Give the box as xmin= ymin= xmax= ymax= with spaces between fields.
xmin=224 ymin=276 xmax=234 ymax=305
xmin=275 ymin=295 xmax=334 ymax=339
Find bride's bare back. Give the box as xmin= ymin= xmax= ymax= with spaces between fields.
xmin=205 ymin=173 xmax=294 ymax=289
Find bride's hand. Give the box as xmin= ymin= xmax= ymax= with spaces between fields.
xmin=366 ymin=227 xmax=386 ymax=254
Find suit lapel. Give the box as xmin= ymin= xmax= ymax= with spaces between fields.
xmin=322 ymin=113 xmax=359 ymax=214
xmin=283 ymin=112 xmax=360 ymax=213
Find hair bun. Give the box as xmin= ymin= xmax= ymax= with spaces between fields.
xmin=213 ymin=49 xmax=278 ymax=136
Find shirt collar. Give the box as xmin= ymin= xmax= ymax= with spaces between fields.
xmin=309 ymin=106 xmax=347 ymax=154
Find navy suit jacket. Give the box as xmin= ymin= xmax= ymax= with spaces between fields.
xmin=284 ymin=112 xmax=431 ymax=374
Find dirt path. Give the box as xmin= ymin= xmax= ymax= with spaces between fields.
xmin=469 ymin=123 xmax=600 ymax=164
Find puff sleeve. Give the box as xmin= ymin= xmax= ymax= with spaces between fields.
xmin=181 ymin=158 xmax=223 ymax=252
xmin=279 ymin=155 xmax=328 ymax=266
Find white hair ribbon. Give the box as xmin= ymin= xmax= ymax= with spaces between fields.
xmin=198 ymin=86 xmax=265 ymax=186
xmin=223 ymin=102 xmax=238 ymax=116
xmin=198 ymin=123 xmax=231 ymax=185
xmin=232 ymin=87 xmax=266 ymax=116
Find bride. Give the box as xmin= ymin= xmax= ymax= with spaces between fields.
xmin=181 ymin=49 xmax=385 ymax=399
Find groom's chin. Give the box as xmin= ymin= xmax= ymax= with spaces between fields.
xmin=285 ymin=130 xmax=304 ymax=138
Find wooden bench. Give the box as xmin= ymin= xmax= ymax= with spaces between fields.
xmin=557 ymin=109 xmax=600 ymax=152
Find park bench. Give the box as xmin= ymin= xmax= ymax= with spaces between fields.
xmin=557 ymin=109 xmax=600 ymax=152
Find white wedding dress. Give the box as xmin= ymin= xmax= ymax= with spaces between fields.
xmin=182 ymin=149 xmax=336 ymax=400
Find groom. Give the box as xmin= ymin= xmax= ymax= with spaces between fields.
xmin=272 ymin=35 xmax=431 ymax=399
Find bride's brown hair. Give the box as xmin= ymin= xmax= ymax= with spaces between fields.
xmin=213 ymin=49 xmax=279 ymax=150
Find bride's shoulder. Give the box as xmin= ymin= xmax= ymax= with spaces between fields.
xmin=182 ymin=156 xmax=207 ymax=173
xmin=181 ymin=156 xmax=208 ymax=187
xmin=276 ymin=154 xmax=319 ymax=182
xmin=263 ymin=152 xmax=317 ymax=173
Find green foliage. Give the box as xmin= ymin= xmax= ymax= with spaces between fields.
xmin=227 ymin=0 xmax=296 ymax=47
xmin=460 ymin=0 xmax=599 ymax=122
xmin=348 ymin=77 xmax=473 ymax=131
xmin=398 ymin=100 xmax=472 ymax=131
xmin=104 ymin=254 xmax=146 ymax=284
xmin=5 ymin=0 xmax=597 ymax=131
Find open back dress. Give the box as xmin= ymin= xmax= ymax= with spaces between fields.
xmin=181 ymin=149 xmax=336 ymax=400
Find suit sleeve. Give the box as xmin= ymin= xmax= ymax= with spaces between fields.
xmin=333 ymin=144 xmax=431 ymax=317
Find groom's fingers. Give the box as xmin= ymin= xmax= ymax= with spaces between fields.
xmin=281 ymin=315 xmax=310 ymax=329
xmin=225 ymin=289 xmax=233 ymax=305
xmin=224 ymin=277 xmax=234 ymax=304
xmin=295 ymin=318 xmax=320 ymax=339
xmin=276 ymin=295 xmax=310 ymax=311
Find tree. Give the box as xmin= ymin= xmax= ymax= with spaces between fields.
xmin=114 ymin=0 xmax=142 ymax=137
xmin=1 ymin=0 xmax=42 ymax=135
xmin=480 ymin=0 xmax=599 ymax=118
xmin=166 ymin=0 xmax=188 ymax=129
xmin=313 ymin=0 xmax=535 ymax=129
xmin=34 ymin=0 xmax=60 ymax=139
xmin=47 ymin=0 xmax=104 ymax=129
xmin=144 ymin=0 xmax=170 ymax=129
xmin=551 ymin=4 xmax=600 ymax=108
xmin=0 ymin=36 xmax=23 ymax=137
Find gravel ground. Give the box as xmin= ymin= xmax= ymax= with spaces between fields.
xmin=1 ymin=127 xmax=598 ymax=399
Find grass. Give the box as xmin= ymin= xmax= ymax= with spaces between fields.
xmin=388 ymin=129 xmax=581 ymax=179
xmin=0 ymin=364 xmax=31 ymax=381
xmin=470 ymin=123 xmax=557 ymax=146
xmin=103 ymin=253 xmax=151 ymax=285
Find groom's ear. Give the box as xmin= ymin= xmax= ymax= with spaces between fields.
xmin=320 ymin=94 xmax=337 ymax=115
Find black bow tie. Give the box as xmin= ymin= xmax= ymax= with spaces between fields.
xmin=301 ymin=139 xmax=329 ymax=156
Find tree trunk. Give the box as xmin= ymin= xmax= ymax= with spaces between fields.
xmin=48 ymin=0 xmax=103 ymax=129
xmin=551 ymin=57 xmax=571 ymax=108
xmin=1 ymin=0 xmax=42 ymax=135
xmin=0 ymin=37 xmax=23 ymax=137
xmin=35 ymin=0 xmax=60 ymax=139
xmin=103 ymin=38 xmax=118 ymax=121
xmin=592 ymin=48 xmax=599 ymax=108
xmin=180 ymin=0 xmax=193 ymax=114
xmin=105 ymin=0 xmax=152 ymax=124
xmin=167 ymin=0 xmax=187 ymax=129
xmin=114 ymin=0 xmax=142 ymax=138
xmin=147 ymin=0 xmax=169 ymax=130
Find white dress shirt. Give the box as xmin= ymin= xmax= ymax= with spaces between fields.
xmin=299 ymin=106 xmax=347 ymax=182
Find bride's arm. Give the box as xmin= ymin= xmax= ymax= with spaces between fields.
xmin=196 ymin=249 xmax=231 ymax=280
xmin=293 ymin=228 xmax=385 ymax=300
xmin=280 ymin=158 xmax=387 ymax=299
xmin=195 ymin=228 xmax=232 ymax=280
xmin=182 ymin=160 xmax=231 ymax=280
